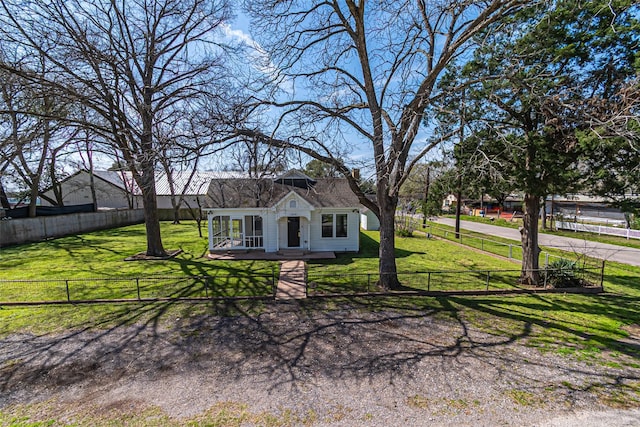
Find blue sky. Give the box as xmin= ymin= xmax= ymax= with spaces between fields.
xmin=221 ymin=9 xmax=444 ymax=179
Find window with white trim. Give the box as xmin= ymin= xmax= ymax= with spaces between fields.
xmin=321 ymin=213 xmax=348 ymax=238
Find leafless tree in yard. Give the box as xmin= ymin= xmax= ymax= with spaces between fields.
xmin=244 ymin=0 xmax=535 ymax=289
xmin=0 ymin=53 xmax=74 ymax=216
xmin=0 ymin=0 xmax=235 ymax=256
xmin=228 ymin=133 xmax=290 ymax=178
xmin=156 ymin=112 xmax=207 ymax=225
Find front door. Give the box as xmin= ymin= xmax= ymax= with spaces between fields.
xmin=287 ymin=217 xmax=300 ymax=247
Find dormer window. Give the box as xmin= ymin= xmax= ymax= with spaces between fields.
xmin=289 ymin=200 xmax=297 ymax=208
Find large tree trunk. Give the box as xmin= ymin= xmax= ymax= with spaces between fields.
xmin=28 ymin=177 xmax=38 ymax=218
xmin=519 ymin=193 xmax=541 ymax=285
xmin=378 ymin=193 xmax=401 ymax=291
xmin=138 ymin=167 xmax=166 ymax=257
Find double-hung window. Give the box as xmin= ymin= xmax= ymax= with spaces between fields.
xmin=321 ymin=213 xmax=348 ymax=238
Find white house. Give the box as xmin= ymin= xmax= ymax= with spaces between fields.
xmin=204 ymin=170 xmax=361 ymax=253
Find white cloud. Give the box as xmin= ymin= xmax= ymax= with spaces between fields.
xmin=220 ymin=23 xmax=294 ymax=95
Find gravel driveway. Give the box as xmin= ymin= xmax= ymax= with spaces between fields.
xmin=1 ymin=301 xmax=640 ymax=426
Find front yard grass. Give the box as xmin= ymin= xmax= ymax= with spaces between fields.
xmin=1 ymin=221 xmax=639 ymax=370
xmin=307 ymin=231 xmax=523 ymax=294
xmin=0 ymin=222 xmax=277 ymax=303
xmin=2 ymin=221 xmax=640 ymax=427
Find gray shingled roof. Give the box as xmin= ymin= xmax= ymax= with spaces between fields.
xmin=205 ymin=177 xmax=359 ymax=209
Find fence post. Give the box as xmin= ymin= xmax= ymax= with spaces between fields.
xmin=272 ymin=266 xmax=277 ymax=295
xmin=204 ymin=276 xmax=209 ymax=298
xmin=600 ymin=260 xmax=605 ymax=290
xmin=65 ymin=279 xmax=70 ymax=302
xmin=508 ymin=245 xmax=513 ymax=259
xmin=481 ymin=239 xmax=484 ymax=251
xmin=543 ymin=267 xmax=548 ymax=288
xmin=545 ymin=253 xmax=549 ymax=268
xmin=136 ymin=278 xmax=141 ymax=301
xmin=427 ymin=272 xmax=431 ymax=291
xmin=486 ymin=271 xmax=490 ymax=291
xmin=367 ymin=274 xmax=371 ymax=292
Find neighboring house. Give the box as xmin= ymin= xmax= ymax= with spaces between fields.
xmin=41 ymin=169 xmax=246 ymax=212
xmin=40 ymin=170 xmax=137 ymax=209
xmin=204 ymin=170 xmax=360 ymax=253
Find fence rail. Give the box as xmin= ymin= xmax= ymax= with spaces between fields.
xmin=0 ymin=274 xmax=276 ymax=304
xmin=420 ymin=222 xmax=602 ymax=268
xmin=308 ymin=265 xmax=604 ymax=296
xmin=556 ymin=220 xmax=640 ymax=240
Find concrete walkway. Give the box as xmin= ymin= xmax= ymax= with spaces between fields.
xmin=433 ymin=218 xmax=640 ymax=267
xmin=275 ymin=260 xmax=307 ymax=300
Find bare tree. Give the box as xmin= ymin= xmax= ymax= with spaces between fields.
xmin=228 ymin=134 xmax=290 ymax=178
xmin=245 ymin=0 xmax=533 ymax=289
xmin=0 ymin=53 xmax=74 ymax=216
xmin=0 ymin=67 xmax=22 ymax=209
xmin=0 ymin=0 xmax=233 ymax=256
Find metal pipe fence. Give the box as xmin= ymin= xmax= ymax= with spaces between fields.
xmin=0 ymin=273 xmax=276 ymax=304
xmin=307 ymin=265 xmax=604 ymax=296
xmin=420 ymin=223 xmax=600 ymax=268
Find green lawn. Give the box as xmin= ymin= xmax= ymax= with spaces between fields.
xmin=423 ymin=220 xmax=607 ymax=274
xmin=306 ymin=230 xmax=587 ymax=295
xmin=2 ymin=221 xmax=640 ymax=427
xmin=1 ymin=221 xmax=639 ymax=371
xmin=0 ymin=222 xmax=277 ymax=302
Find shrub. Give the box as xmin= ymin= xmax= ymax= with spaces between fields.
xmin=396 ymin=228 xmax=413 ymax=237
xmin=544 ymin=258 xmax=583 ymax=288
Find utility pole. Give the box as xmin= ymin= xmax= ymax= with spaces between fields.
xmin=422 ymin=165 xmax=431 ymax=227
xmin=455 ymin=89 xmax=465 ymax=239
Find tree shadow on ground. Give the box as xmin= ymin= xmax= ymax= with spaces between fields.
xmin=310 ymin=233 xmax=422 ymax=267
xmin=2 ymin=293 xmax=639 ymax=414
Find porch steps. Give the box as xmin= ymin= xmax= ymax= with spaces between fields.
xmin=277 ymin=250 xmax=306 ymax=257
xmin=275 ymin=260 xmax=307 ymax=300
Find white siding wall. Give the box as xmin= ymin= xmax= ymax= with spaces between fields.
xmin=263 ymin=212 xmax=278 ymax=252
xmin=206 ymin=206 xmax=360 ymax=253
xmin=360 ymin=210 xmax=380 ymax=231
xmin=309 ymin=209 xmax=359 ymax=252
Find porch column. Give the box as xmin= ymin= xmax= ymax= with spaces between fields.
xmin=307 ymin=218 xmax=311 ymax=251
xmin=206 ymin=211 xmax=214 ymax=252
xmin=275 ymin=216 xmax=280 ymax=251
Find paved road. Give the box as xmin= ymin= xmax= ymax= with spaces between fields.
xmin=433 ymin=218 xmax=640 ymax=267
